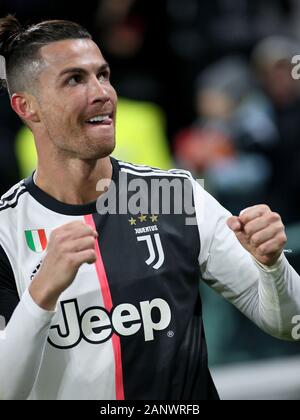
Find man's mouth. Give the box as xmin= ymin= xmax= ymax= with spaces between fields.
xmin=85 ymin=113 xmax=113 ymax=126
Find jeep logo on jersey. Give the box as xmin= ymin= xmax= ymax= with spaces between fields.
xmin=48 ymin=298 xmax=171 ymax=349
xmin=137 ymin=234 xmax=165 ymax=270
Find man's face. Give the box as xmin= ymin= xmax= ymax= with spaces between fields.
xmin=36 ymin=38 xmax=117 ymax=159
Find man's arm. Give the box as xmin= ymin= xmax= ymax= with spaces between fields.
xmin=193 ymin=181 xmax=300 ymax=340
xmin=0 ymin=221 xmax=98 ymax=400
xmin=0 ymin=289 xmax=56 ymax=400
xmin=0 ymin=244 xmax=55 ymax=400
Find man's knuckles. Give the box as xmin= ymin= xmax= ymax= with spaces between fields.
xmin=248 ymin=223 xmax=284 ymax=246
xmin=239 ymin=205 xmax=271 ymax=224
xmin=242 ymin=212 xmax=282 ymax=234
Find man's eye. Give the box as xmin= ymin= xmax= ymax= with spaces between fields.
xmin=98 ymin=72 xmax=109 ymax=82
xmin=67 ymin=75 xmax=82 ymax=86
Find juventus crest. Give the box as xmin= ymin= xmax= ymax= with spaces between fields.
xmin=137 ymin=233 xmax=165 ymax=270
xmin=129 ymin=215 xmax=165 ymax=270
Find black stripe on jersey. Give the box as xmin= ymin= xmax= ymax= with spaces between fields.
xmin=0 ymin=186 xmax=27 ymax=212
xmin=92 ymin=206 xmax=218 ymax=399
xmin=120 ymin=169 xmax=193 ymax=184
xmin=118 ymin=161 xmax=163 ymax=172
xmin=1 ymin=181 xmax=25 ymax=202
xmin=118 ymin=161 xmax=192 ymax=178
xmin=120 ymin=167 xmax=192 ymax=180
xmin=0 ymin=244 xmax=19 ymax=324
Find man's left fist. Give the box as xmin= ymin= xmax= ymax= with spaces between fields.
xmin=227 ymin=205 xmax=287 ymax=266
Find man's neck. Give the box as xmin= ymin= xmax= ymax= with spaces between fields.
xmin=34 ymin=156 xmax=113 ymax=205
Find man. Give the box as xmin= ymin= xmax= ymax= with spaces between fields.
xmin=0 ymin=16 xmax=299 ymax=401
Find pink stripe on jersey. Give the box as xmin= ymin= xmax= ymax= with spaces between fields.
xmin=84 ymin=214 xmax=124 ymax=400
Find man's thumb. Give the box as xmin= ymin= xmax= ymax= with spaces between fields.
xmin=227 ymin=216 xmax=242 ymax=233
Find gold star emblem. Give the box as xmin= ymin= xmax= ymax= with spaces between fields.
xmin=150 ymin=214 xmax=158 ymax=223
xmin=128 ymin=217 xmax=137 ymax=226
xmin=138 ymin=214 xmax=147 ymax=222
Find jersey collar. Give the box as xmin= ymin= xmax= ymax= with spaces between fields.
xmin=24 ymin=157 xmax=120 ymax=216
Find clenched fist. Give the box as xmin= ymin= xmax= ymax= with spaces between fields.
xmin=227 ymin=205 xmax=287 ymax=266
xmin=29 ymin=221 xmax=98 ymax=310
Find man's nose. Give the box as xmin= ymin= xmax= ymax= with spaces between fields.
xmin=89 ymin=75 xmax=109 ymax=103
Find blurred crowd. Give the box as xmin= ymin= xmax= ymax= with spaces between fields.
xmin=2 ymin=0 xmax=300 ymax=222
xmin=1 ymin=0 xmax=300 ymax=365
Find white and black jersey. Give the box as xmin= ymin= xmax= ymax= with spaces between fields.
xmin=0 ymin=158 xmax=300 ymax=400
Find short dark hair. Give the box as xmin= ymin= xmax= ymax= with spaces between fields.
xmin=0 ymin=15 xmax=92 ymax=95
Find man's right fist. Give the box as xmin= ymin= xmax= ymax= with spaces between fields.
xmin=29 ymin=221 xmax=98 ymax=310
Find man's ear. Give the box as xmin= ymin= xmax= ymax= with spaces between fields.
xmin=11 ymin=93 xmax=40 ymax=123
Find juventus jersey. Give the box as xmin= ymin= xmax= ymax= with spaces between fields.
xmin=1 ymin=158 xmax=300 ymax=400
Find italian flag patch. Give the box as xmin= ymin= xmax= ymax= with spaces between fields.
xmin=25 ymin=229 xmax=48 ymax=253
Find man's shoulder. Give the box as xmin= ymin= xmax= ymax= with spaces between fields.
xmin=0 ymin=179 xmax=27 ymax=216
xmin=116 ymin=159 xmax=194 ymax=181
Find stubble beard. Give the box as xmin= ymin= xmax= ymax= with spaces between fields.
xmin=44 ymin=117 xmax=116 ymax=160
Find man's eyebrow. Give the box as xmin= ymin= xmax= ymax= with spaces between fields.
xmin=58 ymin=63 xmax=110 ymax=78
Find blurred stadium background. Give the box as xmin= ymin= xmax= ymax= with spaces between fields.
xmin=1 ymin=0 xmax=300 ymax=400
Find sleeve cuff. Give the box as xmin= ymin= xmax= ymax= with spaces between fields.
xmin=252 ymin=253 xmax=285 ymax=273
